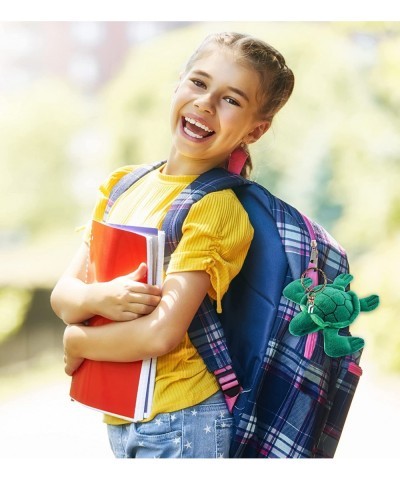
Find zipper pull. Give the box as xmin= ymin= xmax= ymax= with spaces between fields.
xmin=310 ymin=239 xmax=318 ymax=268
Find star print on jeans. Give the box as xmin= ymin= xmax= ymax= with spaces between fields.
xmin=203 ymin=425 xmax=211 ymax=434
xmin=184 ymin=440 xmax=192 ymax=449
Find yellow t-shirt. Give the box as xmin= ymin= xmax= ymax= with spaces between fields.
xmin=84 ymin=163 xmax=254 ymax=424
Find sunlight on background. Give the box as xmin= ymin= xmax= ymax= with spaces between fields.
xmin=0 ymin=21 xmax=399 ymax=460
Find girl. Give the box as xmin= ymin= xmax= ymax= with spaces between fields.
xmin=51 ymin=31 xmax=294 ymax=458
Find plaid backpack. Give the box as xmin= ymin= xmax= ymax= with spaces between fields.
xmin=104 ymin=161 xmax=363 ymax=458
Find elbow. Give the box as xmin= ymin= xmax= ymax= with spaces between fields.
xmin=111 ymin=321 xmax=184 ymax=361
xmin=149 ymin=325 xmax=184 ymax=357
xmin=50 ymin=288 xmax=70 ymax=325
xmin=50 ymin=286 xmax=80 ymax=325
xmin=50 ymin=287 xmax=63 ymax=321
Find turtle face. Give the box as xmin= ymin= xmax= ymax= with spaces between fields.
xmin=310 ymin=288 xmax=359 ymax=328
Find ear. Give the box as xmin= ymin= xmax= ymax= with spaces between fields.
xmin=244 ymin=121 xmax=271 ymax=144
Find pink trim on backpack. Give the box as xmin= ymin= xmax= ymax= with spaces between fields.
xmin=304 ymin=333 xmax=318 ymax=360
xmin=224 ymin=390 xmax=242 ymax=413
xmin=348 ymin=362 xmax=363 ymax=377
xmin=301 ymin=214 xmax=319 ymax=360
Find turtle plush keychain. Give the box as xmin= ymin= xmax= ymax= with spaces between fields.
xmin=283 ymin=270 xmax=380 ymax=358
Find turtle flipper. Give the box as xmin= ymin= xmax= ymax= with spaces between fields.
xmin=359 ymin=294 xmax=380 ymax=312
xmin=289 ymin=310 xmax=320 ymax=336
xmin=332 ymin=273 xmax=353 ymax=290
xmin=283 ymin=278 xmax=312 ymax=304
xmin=323 ymin=329 xmax=365 ymax=357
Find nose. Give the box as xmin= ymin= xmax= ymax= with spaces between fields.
xmin=193 ymin=93 xmax=215 ymax=115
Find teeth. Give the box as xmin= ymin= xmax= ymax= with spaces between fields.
xmin=184 ymin=126 xmax=203 ymax=139
xmin=184 ymin=117 xmax=213 ymax=133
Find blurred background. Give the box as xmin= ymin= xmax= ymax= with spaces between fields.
xmin=0 ymin=20 xmax=399 ymax=460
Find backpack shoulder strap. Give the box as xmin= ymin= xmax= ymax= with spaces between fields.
xmin=162 ymin=167 xmax=249 ymax=259
xmin=103 ymin=160 xmax=166 ymax=222
xmin=161 ymin=168 xmax=251 ymax=410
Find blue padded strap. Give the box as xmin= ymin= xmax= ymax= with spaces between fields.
xmin=161 ymin=168 xmax=249 ymax=403
xmin=103 ymin=160 xmax=166 ymax=221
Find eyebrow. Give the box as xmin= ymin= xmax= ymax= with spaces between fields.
xmin=192 ymin=69 xmax=250 ymax=103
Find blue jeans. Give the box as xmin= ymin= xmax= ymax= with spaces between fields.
xmin=107 ymin=390 xmax=233 ymax=458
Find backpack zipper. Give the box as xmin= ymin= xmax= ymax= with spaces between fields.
xmin=301 ymin=215 xmax=319 ymax=360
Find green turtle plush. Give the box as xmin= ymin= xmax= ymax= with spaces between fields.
xmin=283 ymin=273 xmax=379 ymax=358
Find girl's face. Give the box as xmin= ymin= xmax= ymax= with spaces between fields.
xmin=169 ymin=48 xmax=270 ymax=173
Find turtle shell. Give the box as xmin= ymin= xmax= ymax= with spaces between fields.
xmin=310 ymin=288 xmax=358 ymax=328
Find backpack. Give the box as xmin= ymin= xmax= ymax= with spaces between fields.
xmin=104 ymin=160 xmax=363 ymax=458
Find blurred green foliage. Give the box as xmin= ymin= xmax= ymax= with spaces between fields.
xmin=0 ymin=287 xmax=32 ymax=343
xmin=1 ymin=21 xmax=399 ymax=371
xmin=0 ymin=79 xmax=86 ymax=236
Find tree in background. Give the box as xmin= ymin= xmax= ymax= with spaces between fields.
xmin=0 ymin=79 xmax=86 ymax=238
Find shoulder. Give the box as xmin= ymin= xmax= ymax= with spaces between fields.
xmin=98 ymin=164 xmax=139 ymax=198
xmin=185 ymin=188 xmax=253 ymax=240
xmin=89 ymin=164 xmax=144 ymax=223
xmin=191 ymin=189 xmax=250 ymax=223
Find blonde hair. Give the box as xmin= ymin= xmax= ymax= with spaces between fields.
xmin=184 ymin=32 xmax=295 ymax=177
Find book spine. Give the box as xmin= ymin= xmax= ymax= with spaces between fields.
xmin=156 ymin=231 xmax=166 ymax=287
xmin=134 ymin=358 xmax=152 ymax=420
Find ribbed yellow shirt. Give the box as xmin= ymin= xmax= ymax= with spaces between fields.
xmin=84 ymin=163 xmax=254 ymax=424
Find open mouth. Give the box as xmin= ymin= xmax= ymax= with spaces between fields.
xmin=182 ymin=116 xmax=215 ymax=139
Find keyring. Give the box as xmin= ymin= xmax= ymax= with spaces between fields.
xmin=300 ymin=267 xmax=327 ymax=294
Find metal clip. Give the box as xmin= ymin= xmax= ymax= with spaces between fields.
xmin=307 ymin=294 xmax=315 ymax=314
xmin=310 ymin=239 xmax=318 ymax=267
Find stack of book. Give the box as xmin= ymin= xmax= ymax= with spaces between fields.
xmin=69 ymin=220 xmax=165 ymax=421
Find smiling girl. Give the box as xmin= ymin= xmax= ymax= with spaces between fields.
xmin=51 ymin=32 xmax=294 ymax=458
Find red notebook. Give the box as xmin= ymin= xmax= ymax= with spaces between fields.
xmin=69 ymin=220 xmax=165 ymax=421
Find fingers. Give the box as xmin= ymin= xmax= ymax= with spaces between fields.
xmin=116 ymin=311 xmax=141 ymax=322
xmin=128 ymin=291 xmax=161 ymax=307
xmin=113 ymin=297 xmax=161 ymax=321
xmin=128 ymin=302 xmax=159 ymax=316
xmin=126 ymin=263 xmax=148 ymax=282
xmin=114 ymin=308 xmax=158 ymax=322
xmin=95 ymin=270 xmax=163 ymax=322
xmin=125 ymin=264 xmax=162 ymax=296
xmin=126 ymin=282 xmax=162 ymax=297
xmin=108 ymin=290 xmax=162 ymax=321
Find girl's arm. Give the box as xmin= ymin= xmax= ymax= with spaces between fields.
xmin=63 ymin=270 xmax=210 ymax=375
xmin=50 ymin=242 xmax=162 ymax=325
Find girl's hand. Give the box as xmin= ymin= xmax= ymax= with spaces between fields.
xmin=63 ymin=325 xmax=84 ymax=376
xmin=86 ymin=263 xmax=162 ymax=322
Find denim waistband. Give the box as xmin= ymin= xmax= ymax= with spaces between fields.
xmin=200 ymin=389 xmax=225 ymax=405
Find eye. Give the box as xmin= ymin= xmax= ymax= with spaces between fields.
xmin=191 ymin=78 xmax=206 ymax=89
xmin=225 ymin=97 xmax=240 ymax=107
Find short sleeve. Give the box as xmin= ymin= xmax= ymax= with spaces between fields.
xmin=81 ymin=165 xmax=136 ymax=244
xmin=166 ymin=190 xmax=254 ymax=313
